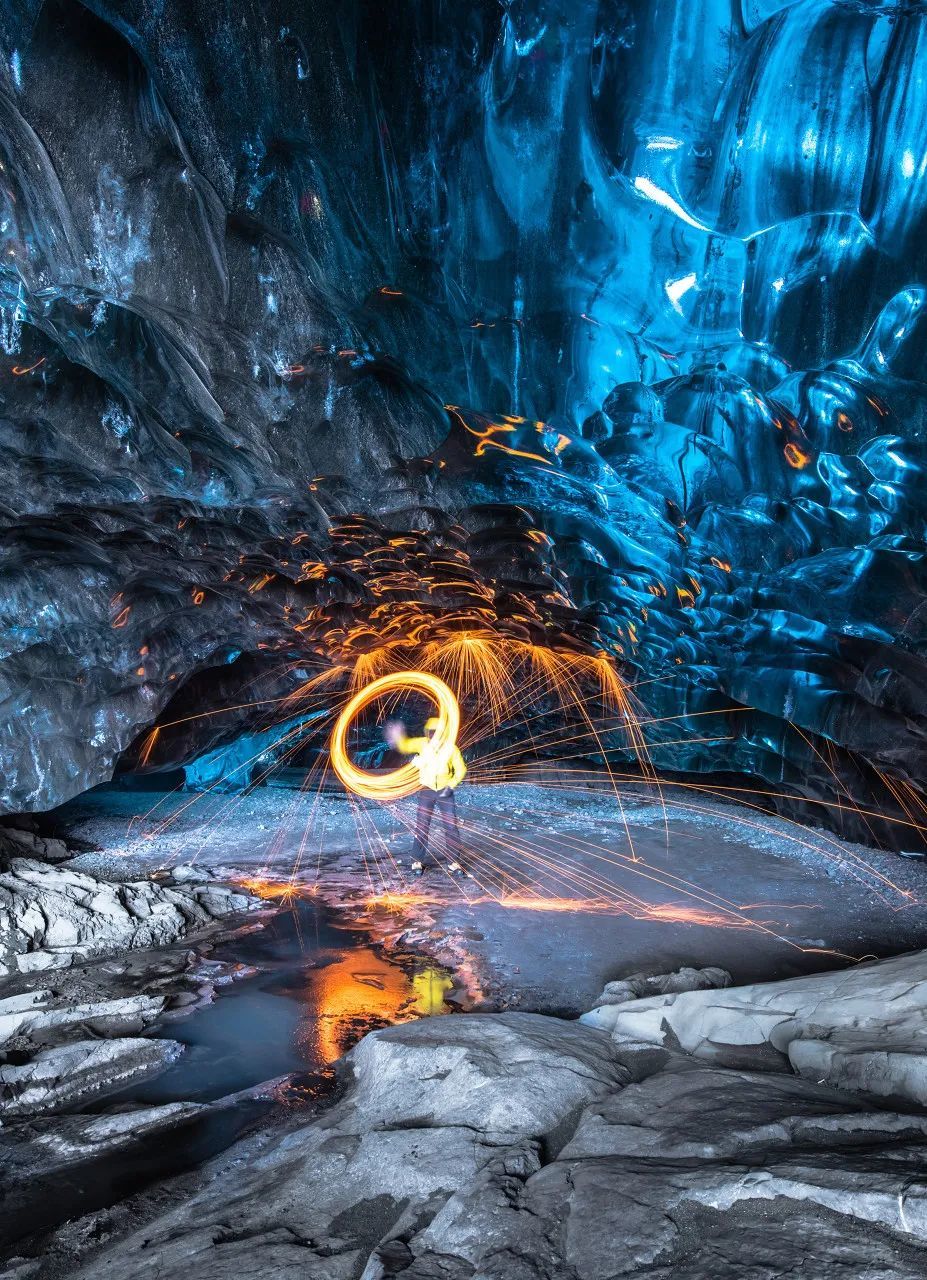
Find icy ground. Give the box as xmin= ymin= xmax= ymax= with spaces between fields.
xmin=57 ymin=779 xmax=927 ymax=1013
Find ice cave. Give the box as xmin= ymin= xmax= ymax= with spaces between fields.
xmin=3 ymin=1 xmax=927 ymax=1275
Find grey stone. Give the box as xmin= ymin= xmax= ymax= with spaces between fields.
xmin=592 ymin=965 xmax=731 ymax=1008
xmin=70 ymin=1014 xmax=624 ymax=1280
xmin=343 ymin=1012 xmax=628 ymax=1138
xmin=403 ymin=1061 xmax=927 ymax=1279
xmin=0 ymin=857 xmax=258 ymax=975
xmin=561 ymin=1060 xmax=927 ymax=1161
xmin=0 ymin=1101 xmax=206 ymax=1187
xmin=54 ymin=953 xmax=927 ymax=1279
xmin=582 ymin=949 xmax=927 ymax=1104
xmin=0 ymin=989 xmax=166 ymax=1049
xmin=0 ymin=1036 xmax=182 ymax=1116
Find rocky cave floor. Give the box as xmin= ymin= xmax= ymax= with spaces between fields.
xmin=1 ymin=780 xmax=927 ymax=1277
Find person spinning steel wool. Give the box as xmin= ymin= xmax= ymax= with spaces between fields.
xmin=384 ymin=715 xmax=468 ymax=875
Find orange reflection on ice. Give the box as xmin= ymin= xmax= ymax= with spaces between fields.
xmin=488 ymin=893 xmax=613 ymax=913
xmin=479 ymin=894 xmax=757 ymax=929
xmin=784 ymin=441 xmax=812 ymax=469
xmin=364 ymin=890 xmax=442 ymax=911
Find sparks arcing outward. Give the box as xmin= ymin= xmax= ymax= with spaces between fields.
xmin=112 ymin=629 xmax=926 ymax=968
xmin=113 ymin=541 xmax=926 ymax=961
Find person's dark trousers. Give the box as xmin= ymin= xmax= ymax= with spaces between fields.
xmin=411 ymin=787 xmax=461 ymax=866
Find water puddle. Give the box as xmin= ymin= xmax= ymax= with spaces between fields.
xmin=106 ymin=897 xmax=455 ymax=1105
xmin=1 ymin=896 xmax=455 ymax=1253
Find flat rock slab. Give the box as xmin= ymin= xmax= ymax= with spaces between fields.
xmin=583 ymin=948 xmax=927 ymax=1105
xmin=0 ymin=989 xmax=166 ymax=1049
xmin=561 ymin=1060 xmax=927 ymax=1161
xmin=344 ymin=1011 xmax=629 ymax=1137
xmin=68 ymin=1013 xmax=625 ymax=1280
xmin=0 ymin=1101 xmax=207 ymax=1216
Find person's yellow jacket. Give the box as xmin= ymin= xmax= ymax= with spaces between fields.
xmin=396 ymin=734 xmax=467 ymax=792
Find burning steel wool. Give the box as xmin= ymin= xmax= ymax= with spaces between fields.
xmin=329 ymin=671 xmax=461 ymax=802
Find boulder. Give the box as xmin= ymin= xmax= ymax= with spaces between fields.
xmin=591 ymin=965 xmax=731 ymax=1008
xmin=344 ymin=1012 xmax=628 ymax=1139
xmin=68 ymin=1014 xmax=625 ymax=1279
xmin=582 ymin=949 xmax=927 ymax=1103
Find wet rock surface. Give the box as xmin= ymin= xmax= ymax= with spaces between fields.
xmin=0 ymin=1036 xmax=182 ymax=1117
xmin=18 ymin=951 xmax=924 ymax=1280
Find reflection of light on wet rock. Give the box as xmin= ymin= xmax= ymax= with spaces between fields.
xmin=77 ymin=954 xmax=927 ymax=1278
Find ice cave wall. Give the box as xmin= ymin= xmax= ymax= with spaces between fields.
xmin=1 ymin=0 xmax=927 ymax=844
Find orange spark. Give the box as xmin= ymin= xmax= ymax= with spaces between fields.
xmin=784 ymin=441 xmax=811 ymax=469
xmin=138 ymin=726 xmax=159 ymax=767
xmin=12 ymin=357 xmax=46 ymax=375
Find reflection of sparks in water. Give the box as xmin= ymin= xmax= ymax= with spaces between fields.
xmin=310 ymin=948 xmax=453 ymax=1064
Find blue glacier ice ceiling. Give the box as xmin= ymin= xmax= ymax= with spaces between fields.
xmin=1 ymin=0 xmax=927 ymax=847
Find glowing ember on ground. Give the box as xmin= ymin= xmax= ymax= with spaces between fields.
xmin=488 ymin=894 xmax=614 ymax=913
xmin=237 ymin=877 xmax=317 ymax=902
xmin=363 ymin=890 xmax=443 ymax=911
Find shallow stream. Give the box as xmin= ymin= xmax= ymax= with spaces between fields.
xmin=107 ymin=896 xmax=455 ymax=1104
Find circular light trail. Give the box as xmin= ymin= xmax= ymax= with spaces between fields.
xmin=330 ymin=670 xmax=460 ymax=801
